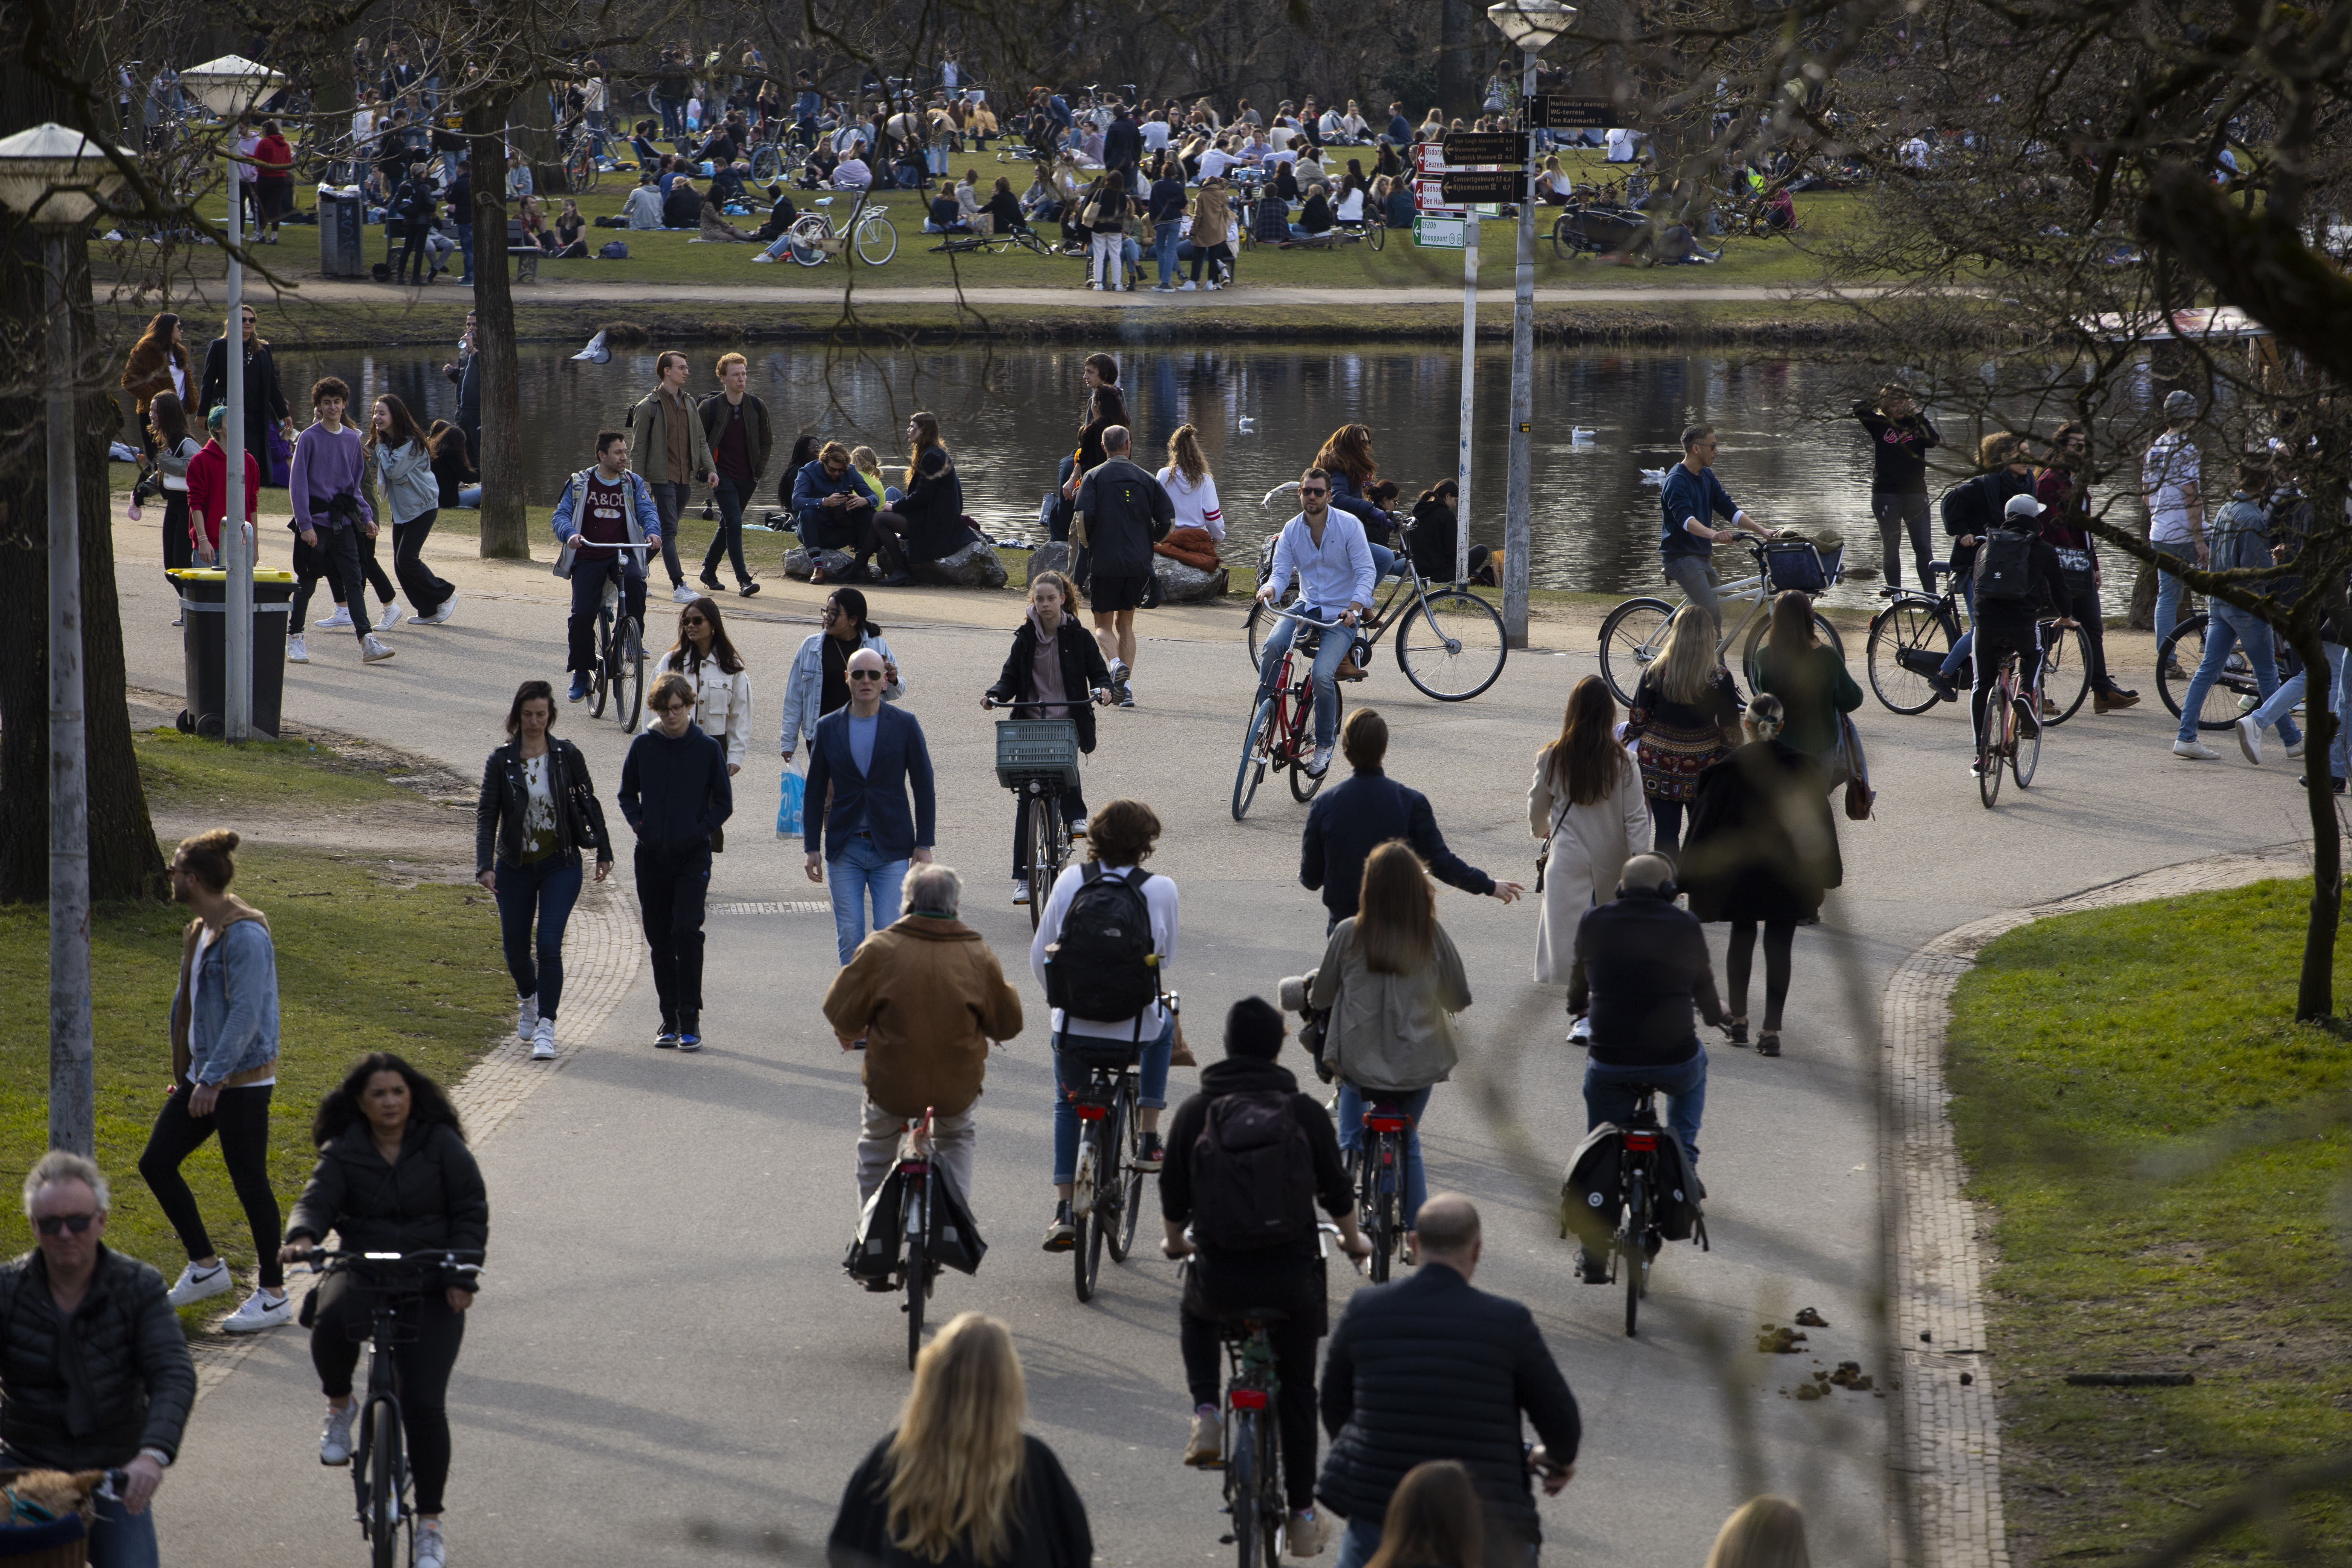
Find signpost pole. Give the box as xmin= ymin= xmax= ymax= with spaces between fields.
xmin=1504 ymin=53 xmax=1538 ymax=647
xmin=224 ymin=180 xmax=252 ymax=741
xmin=1457 ymin=204 xmax=1478 ymax=586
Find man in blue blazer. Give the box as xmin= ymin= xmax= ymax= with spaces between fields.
xmin=804 ymin=646 xmax=937 ymax=964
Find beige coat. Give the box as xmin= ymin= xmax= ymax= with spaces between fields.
xmin=663 ymin=652 xmax=753 ymax=769
xmin=1309 ymin=919 xmax=1470 ymax=1095
xmin=822 ymin=916 xmax=1024 ymax=1118
xmin=1528 ymin=748 xmax=1651 ymax=985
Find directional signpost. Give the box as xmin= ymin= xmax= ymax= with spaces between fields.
xmin=1528 ymin=93 xmax=1620 ymax=130
xmin=1412 ymin=215 xmax=1467 ymax=248
xmin=1441 ymin=131 xmax=1525 ymax=165
xmin=1440 ymin=170 xmax=1530 ymax=204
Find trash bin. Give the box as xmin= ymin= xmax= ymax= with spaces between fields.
xmin=168 ymin=570 xmax=296 ymax=738
xmin=318 ymin=186 xmax=364 ymax=278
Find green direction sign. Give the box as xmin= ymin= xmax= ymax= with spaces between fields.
xmin=1413 ymin=215 xmax=1468 ymax=249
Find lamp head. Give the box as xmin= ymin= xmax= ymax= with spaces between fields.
xmin=0 ymin=123 xmax=129 ymax=230
xmin=1487 ymin=0 xmax=1576 ymax=54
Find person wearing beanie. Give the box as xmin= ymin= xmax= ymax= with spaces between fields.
xmin=1158 ymin=998 xmax=1370 ymax=1557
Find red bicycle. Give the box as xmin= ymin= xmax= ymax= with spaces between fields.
xmin=1233 ymin=606 xmax=1347 ymax=821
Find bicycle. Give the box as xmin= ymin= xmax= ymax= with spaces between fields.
xmin=895 ymin=1109 xmax=940 ymax=1368
xmin=559 ymin=125 xmax=600 ymax=193
xmin=1245 ymin=498 xmax=1508 ymax=701
xmin=1349 ymin=1100 xmax=1414 ymax=1283
xmin=1587 ymin=1089 xmax=1700 ymax=1338
xmin=931 ymin=222 xmax=1061 ymax=259
xmin=1234 ymin=605 xmax=1346 ymax=821
xmin=300 ymin=1247 xmax=484 ymax=1568
xmin=988 ymin=703 xmax=1101 ymax=929
xmin=1597 ymin=534 xmax=1846 ymax=707
xmin=782 ymin=193 xmax=899 ymax=266
xmin=2156 ymin=613 xmax=2303 ymax=730
xmin=1214 ymin=1308 xmax=1288 ymax=1567
xmin=1064 ymin=1034 xmax=1147 ymax=1302
xmin=586 ymin=567 xmax=645 ymax=733
xmin=1974 ymin=643 xmax=2053 ymax=807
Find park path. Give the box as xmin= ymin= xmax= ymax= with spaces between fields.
xmin=116 ymin=508 xmax=2317 ymax=1568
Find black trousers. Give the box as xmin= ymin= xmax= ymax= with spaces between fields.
xmin=566 ymin=555 xmax=648 ymax=673
xmin=701 ymin=475 xmax=753 ymax=585
xmin=399 ymin=227 xmax=431 ymax=284
xmin=392 ymin=510 xmax=455 ymax=614
xmin=1971 ymin=620 xmax=2044 ymax=741
xmin=1188 ymin=241 xmax=1234 ymax=282
xmin=1726 ymin=920 xmax=1796 ymax=1031
xmin=1180 ymin=1310 xmax=1320 ymax=1511
xmin=635 ymin=844 xmax=711 ymax=1025
xmin=2058 ymin=580 xmax=2117 ymax=691
xmin=162 ymin=493 xmax=193 ymax=592
xmin=311 ymin=1273 xmax=465 ymax=1515
xmin=1011 ymin=779 xmax=1087 ymax=879
xmin=291 ymin=526 xmax=375 ymax=644
xmin=139 ymin=1082 xmax=282 ymax=1288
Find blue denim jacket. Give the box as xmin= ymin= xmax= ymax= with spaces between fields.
xmin=170 ymin=913 xmax=280 ymax=1085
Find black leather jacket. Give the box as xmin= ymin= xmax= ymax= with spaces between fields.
xmin=475 ymin=737 xmax=611 ymax=874
xmin=0 ymin=1246 xmax=196 ymax=1469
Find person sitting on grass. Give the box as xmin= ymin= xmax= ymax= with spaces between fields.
xmin=623 ymin=172 xmax=665 ymax=229
xmin=925 ymin=180 xmax=972 ymax=234
xmin=698 ymin=192 xmax=758 ymax=242
xmin=1288 ymin=184 xmax=1335 ymax=242
xmin=753 ymin=183 xmax=799 ymax=241
xmin=662 ymin=172 xmax=704 ymax=228
xmin=832 ymin=144 xmax=874 ymax=190
xmin=982 ymin=176 xmax=1028 ymax=237
xmin=552 ymin=197 xmax=588 ymax=257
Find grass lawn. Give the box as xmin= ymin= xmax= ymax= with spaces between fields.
xmin=1945 ymin=880 xmax=2352 ymax=1564
xmin=0 ymin=735 xmax=510 ymax=1323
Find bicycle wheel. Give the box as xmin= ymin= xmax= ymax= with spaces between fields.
xmin=2012 ymin=697 xmax=2043 ymax=788
xmin=749 ymin=145 xmax=782 ymax=181
xmin=1366 ymin=1136 xmax=1396 ymax=1284
xmin=2039 ymin=622 xmax=2092 ymax=724
xmin=1621 ymin=1173 xmax=1650 ymax=1338
xmin=1599 ymin=597 xmax=1677 ymax=706
xmin=1024 ymin=793 xmax=1058 ymax=931
xmin=1289 ymin=681 xmax=1341 ymax=801
xmin=567 ymin=147 xmax=598 ymax=194
xmin=589 ymin=614 xmax=613 ymax=718
xmin=1977 ymin=690 xmax=2005 ymax=808
xmin=856 ymin=212 xmax=899 ymax=265
xmin=787 ymin=214 xmax=831 ymax=266
xmin=1227 ymin=1412 xmax=1258 ymax=1568
xmin=1074 ymin=1127 xmax=1105 ymax=1302
xmin=1865 ymin=601 xmax=1959 ymax=715
xmin=1231 ymin=697 xmax=1272 ymax=821
xmin=1256 ymin=1420 xmax=1283 ymax=1568
xmin=1367 ymin=218 xmax=1384 ymax=251
xmin=1243 ymin=580 xmax=1297 ymax=668
xmin=1110 ymin=1078 xmax=1143 ymax=1262
xmin=2158 ymin=618 xmax=2249 ymax=730
xmin=368 ymin=1399 xmax=401 ymax=1568
xmin=617 ymin=616 xmax=645 ymax=731
xmin=904 ymin=1228 xmax=927 ymax=1370
xmin=1395 ymin=588 xmax=1508 ymax=701
xmin=1741 ymin=608 xmax=1844 ymax=694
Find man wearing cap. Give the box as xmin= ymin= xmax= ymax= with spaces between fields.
xmin=1968 ymin=492 xmax=2073 ymax=771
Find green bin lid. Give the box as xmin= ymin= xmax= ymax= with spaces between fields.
xmin=169 ymin=569 xmax=297 ymax=583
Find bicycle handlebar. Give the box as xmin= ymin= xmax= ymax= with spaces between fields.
xmin=1265 ymin=604 xmax=1351 ymax=630
xmin=302 ymin=1246 xmax=484 ymax=1275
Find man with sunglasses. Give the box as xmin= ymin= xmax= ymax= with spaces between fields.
xmin=805 ymin=647 xmax=938 ymax=965
xmin=2 ymin=1152 xmax=196 ymax=1568
xmin=1255 ymin=465 xmax=1376 ymax=777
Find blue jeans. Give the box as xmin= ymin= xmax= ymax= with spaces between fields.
xmin=492 ymin=855 xmax=584 ymax=1018
xmin=2250 ymin=641 xmax=2344 ymax=771
xmin=2178 ymin=602 xmax=2291 ymax=745
xmin=1257 ymin=607 xmax=1354 ymax=751
xmin=1583 ymin=1047 xmax=1709 ymax=1167
xmin=827 ymin=835 xmax=909 ymax=965
xmin=1940 ymin=577 xmax=1976 ymax=683
xmin=455 ymin=223 xmax=474 ymax=282
xmin=1153 ymin=219 xmax=1181 ymax=285
xmin=1367 ymin=542 xmax=1404 ymax=580
xmin=1051 ymin=1020 xmax=1172 ymax=1185
xmin=89 ymin=1492 xmax=159 ymax=1568
xmin=2153 ymin=537 xmax=2197 ymax=647
xmin=1335 ymin=1083 xmax=1434 ymax=1229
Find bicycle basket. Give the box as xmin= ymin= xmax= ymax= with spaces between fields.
xmin=1764 ymin=540 xmax=1838 ymax=593
xmin=994 ymin=718 xmax=1081 ymax=789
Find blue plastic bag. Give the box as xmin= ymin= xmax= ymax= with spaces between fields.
xmin=776 ymin=763 xmax=805 ymax=839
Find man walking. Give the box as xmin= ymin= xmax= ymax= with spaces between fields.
xmin=1073 ymin=424 xmax=1173 ymax=707
xmin=1658 ymin=423 xmax=1773 ymax=630
xmin=805 ymin=647 xmax=939 ymax=965
xmin=620 ymin=671 xmax=733 ymax=1051
xmin=1147 ymin=159 xmax=1188 ymax=292
xmin=823 ymin=864 xmax=1023 ymax=1239
xmin=695 ymin=351 xmax=772 ymax=597
xmin=1317 ymin=1194 xmax=1581 ymax=1568
xmin=2143 ymin=389 xmax=2205 ymax=657
xmin=1301 ymin=707 xmax=1521 ymax=928
xmin=628 ymin=350 xmax=717 ymax=603
xmin=441 ymin=309 xmax=479 ymax=466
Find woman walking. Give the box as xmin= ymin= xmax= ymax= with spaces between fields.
xmin=1086 ymin=170 xmax=1131 ymax=290
xmin=662 ymin=596 xmax=755 ymax=788
xmin=984 ymin=570 xmax=1112 ymax=905
xmin=827 ymin=1312 xmax=1093 ymax=1568
xmin=1309 ymin=839 xmax=1472 ymax=1247
xmin=1530 ymin=677 xmax=1651 ymax=1019
xmin=1185 ymin=177 xmax=1235 ymax=289
xmin=1751 ymin=591 xmax=1863 ymax=782
xmin=368 ymin=393 xmax=458 ymax=625
xmin=476 ymin=680 xmax=612 ymax=1060
xmin=141 ymin=829 xmax=289 ymax=1331
xmin=1626 ymin=606 xmax=1741 ymax=856
xmin=1680 ymin=694 xmax=1843 ymax=1058
xmin=119 ymin=310 xmax=192 ymax=464
xmin=252 ymin=119 xmax=296 ymax=243
xmin=280 ymin=1054 xmax=487 ymax=1568
xmin=148 ymin=392 xmax=202 ymax=612
xmin=781 ymin=586 xmax=903 ymax=764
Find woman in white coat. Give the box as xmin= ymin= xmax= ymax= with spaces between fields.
xmin=662 ymin=594 xmax=754 ymax=779
xmin=779 ymin=586 xmax=903 ymax=763
xmin=1530 ymin=675 xmax=1651 ymax=999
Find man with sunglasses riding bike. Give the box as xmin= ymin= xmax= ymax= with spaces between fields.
xmin=1254 ymin=467 xmax=1377 ymax=779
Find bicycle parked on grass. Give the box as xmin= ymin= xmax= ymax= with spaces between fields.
xmin=1064 ymin=1034 xmax=1148 ymax=1303
xmin=1864 ymin=561 xmax=2091 ymax=722
xmin=1349 ymin=1101 xmax=1414 ymax=1283
xmin=782 ymin=193 xmax=899 ymax=266
xmin=1598 ymin=533 xmax=1846 ymax=707
xmin=301 ymin=1247 xmax=483 ymax=1568
xmin=1234 ymin=606 xmax=1347 ymax=821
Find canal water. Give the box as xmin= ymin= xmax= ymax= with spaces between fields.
xmin=302 ymin=338 xmax=2048 ymax=611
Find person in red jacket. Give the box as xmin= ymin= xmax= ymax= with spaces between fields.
xmin=251 ymin=119 xmax=296 ymax=243
xmin=185 ymin=405 xmax=259 ymax=566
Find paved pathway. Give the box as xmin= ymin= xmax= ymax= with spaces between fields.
xmin=119 ymin=515 xmax=2319 ymax=1567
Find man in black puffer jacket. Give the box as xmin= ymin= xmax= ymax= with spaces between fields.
xmin=1 ymin=1152 xmax=196 ymax=1565
xmin=1317 ymin=1193 xmax=1581 ymax=1567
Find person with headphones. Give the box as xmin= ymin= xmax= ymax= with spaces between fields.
xmin=1563 ymin=851 xmax=1721 ymax=1282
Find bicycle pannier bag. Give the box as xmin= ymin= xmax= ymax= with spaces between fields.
xmin=1649 ymin=1129 xmax=1708 ymax=1244
xmin=1043 ymin=864 xmax=1158 ymax=1020
xmin=1972 ymin=530 xmax=2036 ymax=604
xmin=1193 ymin=1091 xmax=1317 ymax=1250
xmin=1559 ymin=1123 xmax=1626 ymax=1242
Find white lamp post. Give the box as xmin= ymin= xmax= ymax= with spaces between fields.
xmin=1487 ymin=0 xmax=1575 ymax=648
xmin=0 ymin=123 xmax=129 ymax=1157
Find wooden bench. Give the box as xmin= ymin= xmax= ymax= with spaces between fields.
xmin=506 ymin=216 xmax=539 ymax=282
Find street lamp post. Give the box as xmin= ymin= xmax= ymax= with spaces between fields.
xmin=0 ymin=123 xmax=129 ymax=1157
xmin=1487 ymin=0 xmax=1575 ymax=650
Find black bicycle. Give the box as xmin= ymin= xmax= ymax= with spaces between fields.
xmin=1064 ymin=1035 xmax=1147 ymax=1303
xmin=302 ymin=1248 xmax=483 ymax=1568
xmin=1864 ymin=563 xmax=2090 ymax=723
xmin=989 ymin=704 xmax=1104 ymax=928
xmin=1586 ymin=1089 xmax=1704 ymax=1338
xmin=588 ymin=565 xmax=646 ymax=733
xmin=1216 ymin=1309 xmax=1286 ymax=1568
xmin=2156 ymin=613 xmax=2303 ymax=730
xmin=894 ymin=1109 xmax=941 ymax=1369
xmin=1349 ymin=1100 xmax=1414 ymax=1284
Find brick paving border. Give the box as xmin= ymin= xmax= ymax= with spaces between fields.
xmin=1883 ymin=844 xmax=2311 ymax=1568
xmin=186 ymin=876 xmax=642 ymax=1403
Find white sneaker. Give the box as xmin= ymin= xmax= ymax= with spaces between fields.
xmin=166 ymin=1260 xmax=232 ymax=1306
xmin=1308 ymin=746 xmax=1333 ymax=776
xmin=670 ymin=585 xmax=699 ymax=603
xmin=416 ymin=1521 xmax=447 ymax=1568
xmin=2172 ymin=738 xmax=2220 ymax=760
xmin=314 ymin=605 xmax=353 ymax=629
xmin=410 ymin=591 xmax=458 ymax=625
xmin=375 ymin=601 xmax=403 ymax=632
xmin=320 ymin=1402 xmax=356 ymax=1466
xmin=363 ymin=634 xmax=397 ymax=663
xmin=1178 ymin=279 xmax=1197 ymax=291
xmin=286 ymin=635 xmax=309 ymax=664
xmin=220 ymin=1290 xmax=293 ymax=1333
xmin=530 ymin=1017 xmax=557 ymax=1060
xmin=2287 ymin=738 xmax=2306 ymax=759
xmin=517 ymin=993 xmax=539 ymax=1039
xmin=2236 ymin=717 xmax=2264 ymax=765
xmin=1069 ymin=817 xmax=1088 ymax=838
xmin=1205 ymin=280 xmax=1222 ymax=290
xmin=1012 ymin=879 xmax=1031 ymax=905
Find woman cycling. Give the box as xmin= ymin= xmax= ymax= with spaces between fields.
xmin=1310 ymin=839 xmax=1471 ymax=1251
xmin=1751 ymin=590 xmax=1863 ymax=785
xmin=476 ymin=680 xmax=611 ymax=1058
xmin=1626 ymin=606 xmax=1741 ymax=856
xmin=1530 ymin=677 xmax=1651 ymax=1031
xmin=1313 ymin=423 xmax=1403 ymax=579
xmin=662 ymin=596 xmax=754 ymax=790
xmin=280 ymin=1054 xmax=487 ymax=1568
xmin=780 ymin=586 xmax=902 ymax=765
xmin=984 ymin=569 xmax=1112 ymax=905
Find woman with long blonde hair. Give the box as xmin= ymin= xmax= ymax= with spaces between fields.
xmin=1530 ymin=675 xmax=1651 ymax=1000
xmin=1703 ymin=1495 xmax=1811 ymax=1568
xmin=827 ymin=1313 xmax=1093 ymax=1566
xmin=1624 ymin=607 xmax=1741 ymax=855
xmin=1155 ymin=424 xmax=1225 ymax=543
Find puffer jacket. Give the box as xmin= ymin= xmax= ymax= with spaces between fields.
xmin=1315 ymin=1263 xmax=1582 ymax=1546
xmin=821 ymin=915 xmax=1024 ymax=1118
xmin=286 ymin=1119 xmax=490 ymax=1292
xmin=1309 ymin=918 xmax=1470 ymax=1095
xmin=0 ymin=1246 xmax=196 ymax=1469
xmin=475 ymin=737 xmax=611 ymax=874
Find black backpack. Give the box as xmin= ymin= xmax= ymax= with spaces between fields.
xmin=1973 ymin=528 xmax=2036 ymax=604
xmin=1192 ymin=1091 xmax=1317 ymax=1250
xmin=1043 ymin=865 xmax=1159 ymax=1024
xmin=1936 ymin=478 xmax=1981 ymax=537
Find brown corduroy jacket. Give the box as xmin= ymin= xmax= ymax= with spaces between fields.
xmin=822 ymin=915 xmax=1023 ymax=1118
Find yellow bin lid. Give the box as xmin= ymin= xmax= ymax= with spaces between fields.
xmin=169 ymin=569 xmax=297 ymax=582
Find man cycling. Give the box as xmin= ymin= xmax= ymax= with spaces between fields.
xmin=1969 ymin=492 xmax=2074 ymax=770
xmin=1255 ymin=467 xmax=1375 ymax=778
xmin=552 ymin=430 xmax=663 ymax=703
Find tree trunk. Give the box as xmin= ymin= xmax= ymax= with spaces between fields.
xmin=2290 ymin=629 xmax=2340 ymax=1021
xmin=0 ymin=4 xmax=168 ymax=905
xmin=467 ymin=100 xmax=530 ymax=560
xmin=1439 ymin=0 xmax=1481 ymax=122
